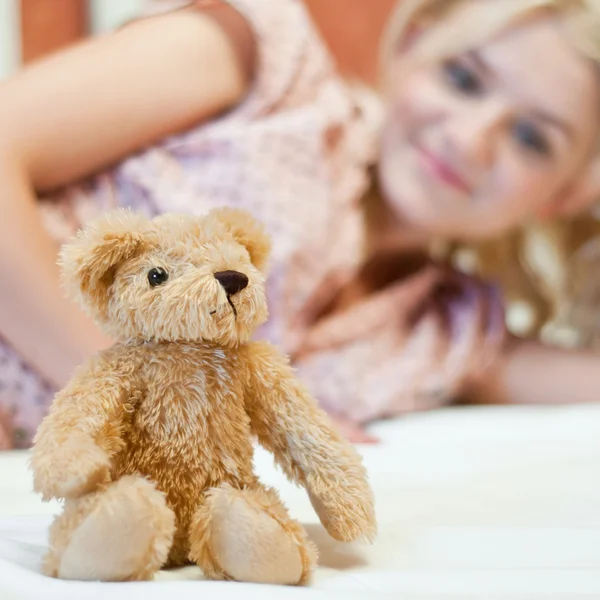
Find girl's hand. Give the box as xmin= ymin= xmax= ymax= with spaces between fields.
xmin=330 ymin=415 xmax=380 ymax=444
xmin=409 ymin=267 xmax=507 ymax=382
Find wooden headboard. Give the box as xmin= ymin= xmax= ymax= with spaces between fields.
xmin=20 ymin=0 xmax=87 ymax=64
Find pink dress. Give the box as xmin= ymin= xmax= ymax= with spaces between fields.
xmin=0 ymin=0 xmax=504 ymax=448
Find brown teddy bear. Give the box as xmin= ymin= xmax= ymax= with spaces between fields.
xmin=30 ymin=207 xmax=376 ymax=585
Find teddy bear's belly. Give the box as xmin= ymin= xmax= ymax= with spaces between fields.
xmin=112 ymin=385 xmax=257 ymax=521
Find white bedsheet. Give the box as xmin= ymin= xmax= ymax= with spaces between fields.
xmin=1 ymin=405 xmax=599 ymax=599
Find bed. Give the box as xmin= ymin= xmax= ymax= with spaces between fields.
xmin=1 ymin=404 xmax=600 ymax=599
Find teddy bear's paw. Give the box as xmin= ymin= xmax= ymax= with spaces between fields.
xmin=54 ymin=475 xmax=175 ymax=581
xmin=34 ymin=436 xmax=111 ymax=500
xmin=191 ymin=484 xmax=317 ymax=586
xmin=308 ymin=485 xmax=377 ymax=545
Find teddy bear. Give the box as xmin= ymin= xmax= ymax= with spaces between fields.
xmin=29 ymin=206 xmax=376 ymax=585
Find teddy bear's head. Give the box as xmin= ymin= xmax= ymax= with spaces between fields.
xmin=59 ymin=207 xmax=271 ymax=347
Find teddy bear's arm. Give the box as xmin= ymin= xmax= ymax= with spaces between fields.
xmin=241 ymin=341 xmax=376 ymax=544
xmin=30 ymin=350 xmax=133 ymax=501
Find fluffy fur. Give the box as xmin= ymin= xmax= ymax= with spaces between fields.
xmin=30 ymin=207 xmax=376 ymax=585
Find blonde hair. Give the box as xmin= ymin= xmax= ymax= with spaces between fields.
xmin=382 ymin=0 xmax=600 ymax=76
xmin=377 ymin=0 xmax=600 ymax=346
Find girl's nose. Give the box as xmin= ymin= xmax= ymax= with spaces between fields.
xmin=446 ymin=100 xmax=509 ymax=167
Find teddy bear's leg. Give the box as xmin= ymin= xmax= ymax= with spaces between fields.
xmin=44 ymin=475 xmax=175 ymax=582
xmin=189 ymin=483 xmax=317 ymax=586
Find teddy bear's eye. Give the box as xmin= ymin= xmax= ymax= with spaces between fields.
xmin=147 ymin=267 xmax=169 ymax=287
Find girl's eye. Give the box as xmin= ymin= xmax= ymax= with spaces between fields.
xmin=512 ymin=120 xmax=551 ymax=157
xmin=442 ymin=59 xmax=482 ymax=95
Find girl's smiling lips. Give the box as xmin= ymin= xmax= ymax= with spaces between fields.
xmin=415 ymin=143 xmax=472 ymax=194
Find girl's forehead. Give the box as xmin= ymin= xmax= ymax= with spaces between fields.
xmin=480 ymin=14 xmax=593 ymax=85
xmin=476 ymin=15 xmax=600 ymax=142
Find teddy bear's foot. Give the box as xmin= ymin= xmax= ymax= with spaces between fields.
xmin=44 ymin=475 xmax=175 ymax=582
xmin=189 ymin=483 xmax=317 ymax=585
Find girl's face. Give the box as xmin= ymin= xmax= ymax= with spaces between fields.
xmin=379 ymin=11 xmax=600 ymax=240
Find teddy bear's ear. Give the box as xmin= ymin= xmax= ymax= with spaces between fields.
xmin=206 ymin=207 xmax=272 ymax=272
xmin=59 ymin=208 xmax=151 ymax=316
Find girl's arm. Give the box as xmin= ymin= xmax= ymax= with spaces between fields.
xmin=0 ymin=3 xmax=255 ymax=388
xmin=463 ymin=336 xmax=600 ymax=406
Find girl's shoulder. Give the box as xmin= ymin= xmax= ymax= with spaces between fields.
xmin=140 ymin=0 xmax=339 ymax=119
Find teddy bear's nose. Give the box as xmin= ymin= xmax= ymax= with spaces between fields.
xmin=214 ymin=270 xmax=249 ymax=296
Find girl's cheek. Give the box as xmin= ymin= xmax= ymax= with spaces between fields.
xmin=393 ymin=72 xmax=443 ymax=127
xmin=388 ymin=82 xmax=425 ymax=136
